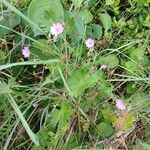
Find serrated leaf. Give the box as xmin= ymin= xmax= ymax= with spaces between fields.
xmin=99 ymin=13 xmax=112 ymax=31
xmin=124 ymin=61 xmax=143 ymax=75
xmin=130 ymin=47 xmax=145 ymax=61
xmin=100 ymin=54 xmax=119 ymax=68
xmin=80 ymin=9 xmax=93 ymax=24
xmin=67 ymin=69 xmax=103 ymax=97
xmin=98 ymin=122 xmax=113 ymax=137
xmin=99 ymin=80 xmax=113 ymax=98
xmin=67 ymin=69 xmax=88 ymax=97
xmin=28 ymin=0 xmax=64 ymax=36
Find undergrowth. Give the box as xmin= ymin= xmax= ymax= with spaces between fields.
xmin=0 ymin=0 xmax=150 ymax=149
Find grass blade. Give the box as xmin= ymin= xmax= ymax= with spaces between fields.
xmin=0 ymin=59 xmax=60 ymax=70
xmin=7 ymin=94 xmax=39 ymax=146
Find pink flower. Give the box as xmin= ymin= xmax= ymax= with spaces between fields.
xmin=116 ymin=100 xmax=126 ymax=110
xmin=22 ymin=47 xmax=30 ymax=58
xmin=100 ymin=64 xmax=108 ymax=70
xmin=85 ymin=38 xmax=95 ymax=48
xmin=50 ymin=23 xmax=64 ymax=37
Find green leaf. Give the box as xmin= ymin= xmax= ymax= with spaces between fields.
xmin=143 ymin=14 xmax=150 ymax=27
xmin=106 ymin=0 xmax=114 ymax=5
xmin=50 ymin=101 xmax=73 ymax=131
xmin=58 ymin=101 xmax=73 ymax=130
xmin=66 ymin=12 xmax=85 ymax=43
xmin=100 ymin=54 xmax=119 ymax=68
xmin=71 ymin=0 xmax=84 ymax=8
xmin=98 ymin=122 xmax=113 ymax=137
xmin=67 ymin=69 xmax=103 ymax=97
xmin=0 ymin=12 xmax=21 ymax=37
xmin=0 ymin=81 xmax=12 ymax=94
xmin=129 ymin=47 xmax=145 ymax=61
xmin=99 ymin=80 xmax=113 ymax=98
xmin=99 ymin=13 xmax=112 ymax=31
xmin=31 ymin=39 xmax=55 ymax=60
xmin=123 ymin=114 xmax=134 ymax=130
xmin=124 ymin=61 xmax=142 ymax=75
xmin=91 ymin=24 xmax=102 ymax=39
xmin=80 ymin=9 xmax=93 ymax=24
xmin=141 ymin=142 xmax=150 ymax=150
xmin=67 ymin=69 xmax=88 ymax=98
xmin=28 ymin=0 xmax=64 ymax=36
xmin=0 ymin=51 xmax=6 ymax=61
xmin=50 ymin=109 xmax=61 ymax=128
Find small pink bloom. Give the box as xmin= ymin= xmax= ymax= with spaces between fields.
xmin=22 ymin=47 xmax=30 ymax=58
xmin=100 ymin=64 xmax=108 ymax=70
xmin=85 ymin=38 xmax=95 ymax=48
xmin=50 ymin=23 xmax=64 ymax=37
xmin=116 ymin=100 xmax=126 ymax=110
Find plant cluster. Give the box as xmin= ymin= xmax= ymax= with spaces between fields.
xmin=0 ymin=0 xmax=150 ymax=149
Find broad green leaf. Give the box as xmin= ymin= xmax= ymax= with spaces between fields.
xmin=99 ymin=13 xmax=112 ymax=31
xmin=102 ymin=108 xmax=118 ymax=124
xmin=99 ymin=80 xmax=113 ymax=98
xmin=66 ymin=12 xmax=85 ymax=43
xmin=67 ymin=69 xmax=88 ymax=97
xmin=31 ymin=39 xmax=55 ymax=60
xmin=123 ymin=114 xmax=134 ymax=130
xmin=58 ymin=101 xmax=73 ymax=130
xmin=50 ymin=109 xmax=61 ymax=128
xmin=91 ymin=24 xmax=102 ymax=39
xmin=106 ymin=0 xmax=114 ymax=5
xmin=124 ymin=61 xmax=143 ymax=75
xmin=0 ymin=12 xmax=21 ymax=36
xmin=72 ymin=0 xmax=84 ymax=8
xmin=28 ymin=0 xmax=64 ymax=36
xmin=80 ymin=9 xmax=93 ymax=24
xmin=67 ymin=69 xmax=103 ymax=97
xmin=50 ymin=101 xmax=73 ymax=131
xmin=100 ymin=54 xmax=119 ymax=68
xmin=98 ymin=122 xmax=113 ymax=137
xmin=130 ymin=47 xmax=145 ymax=61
